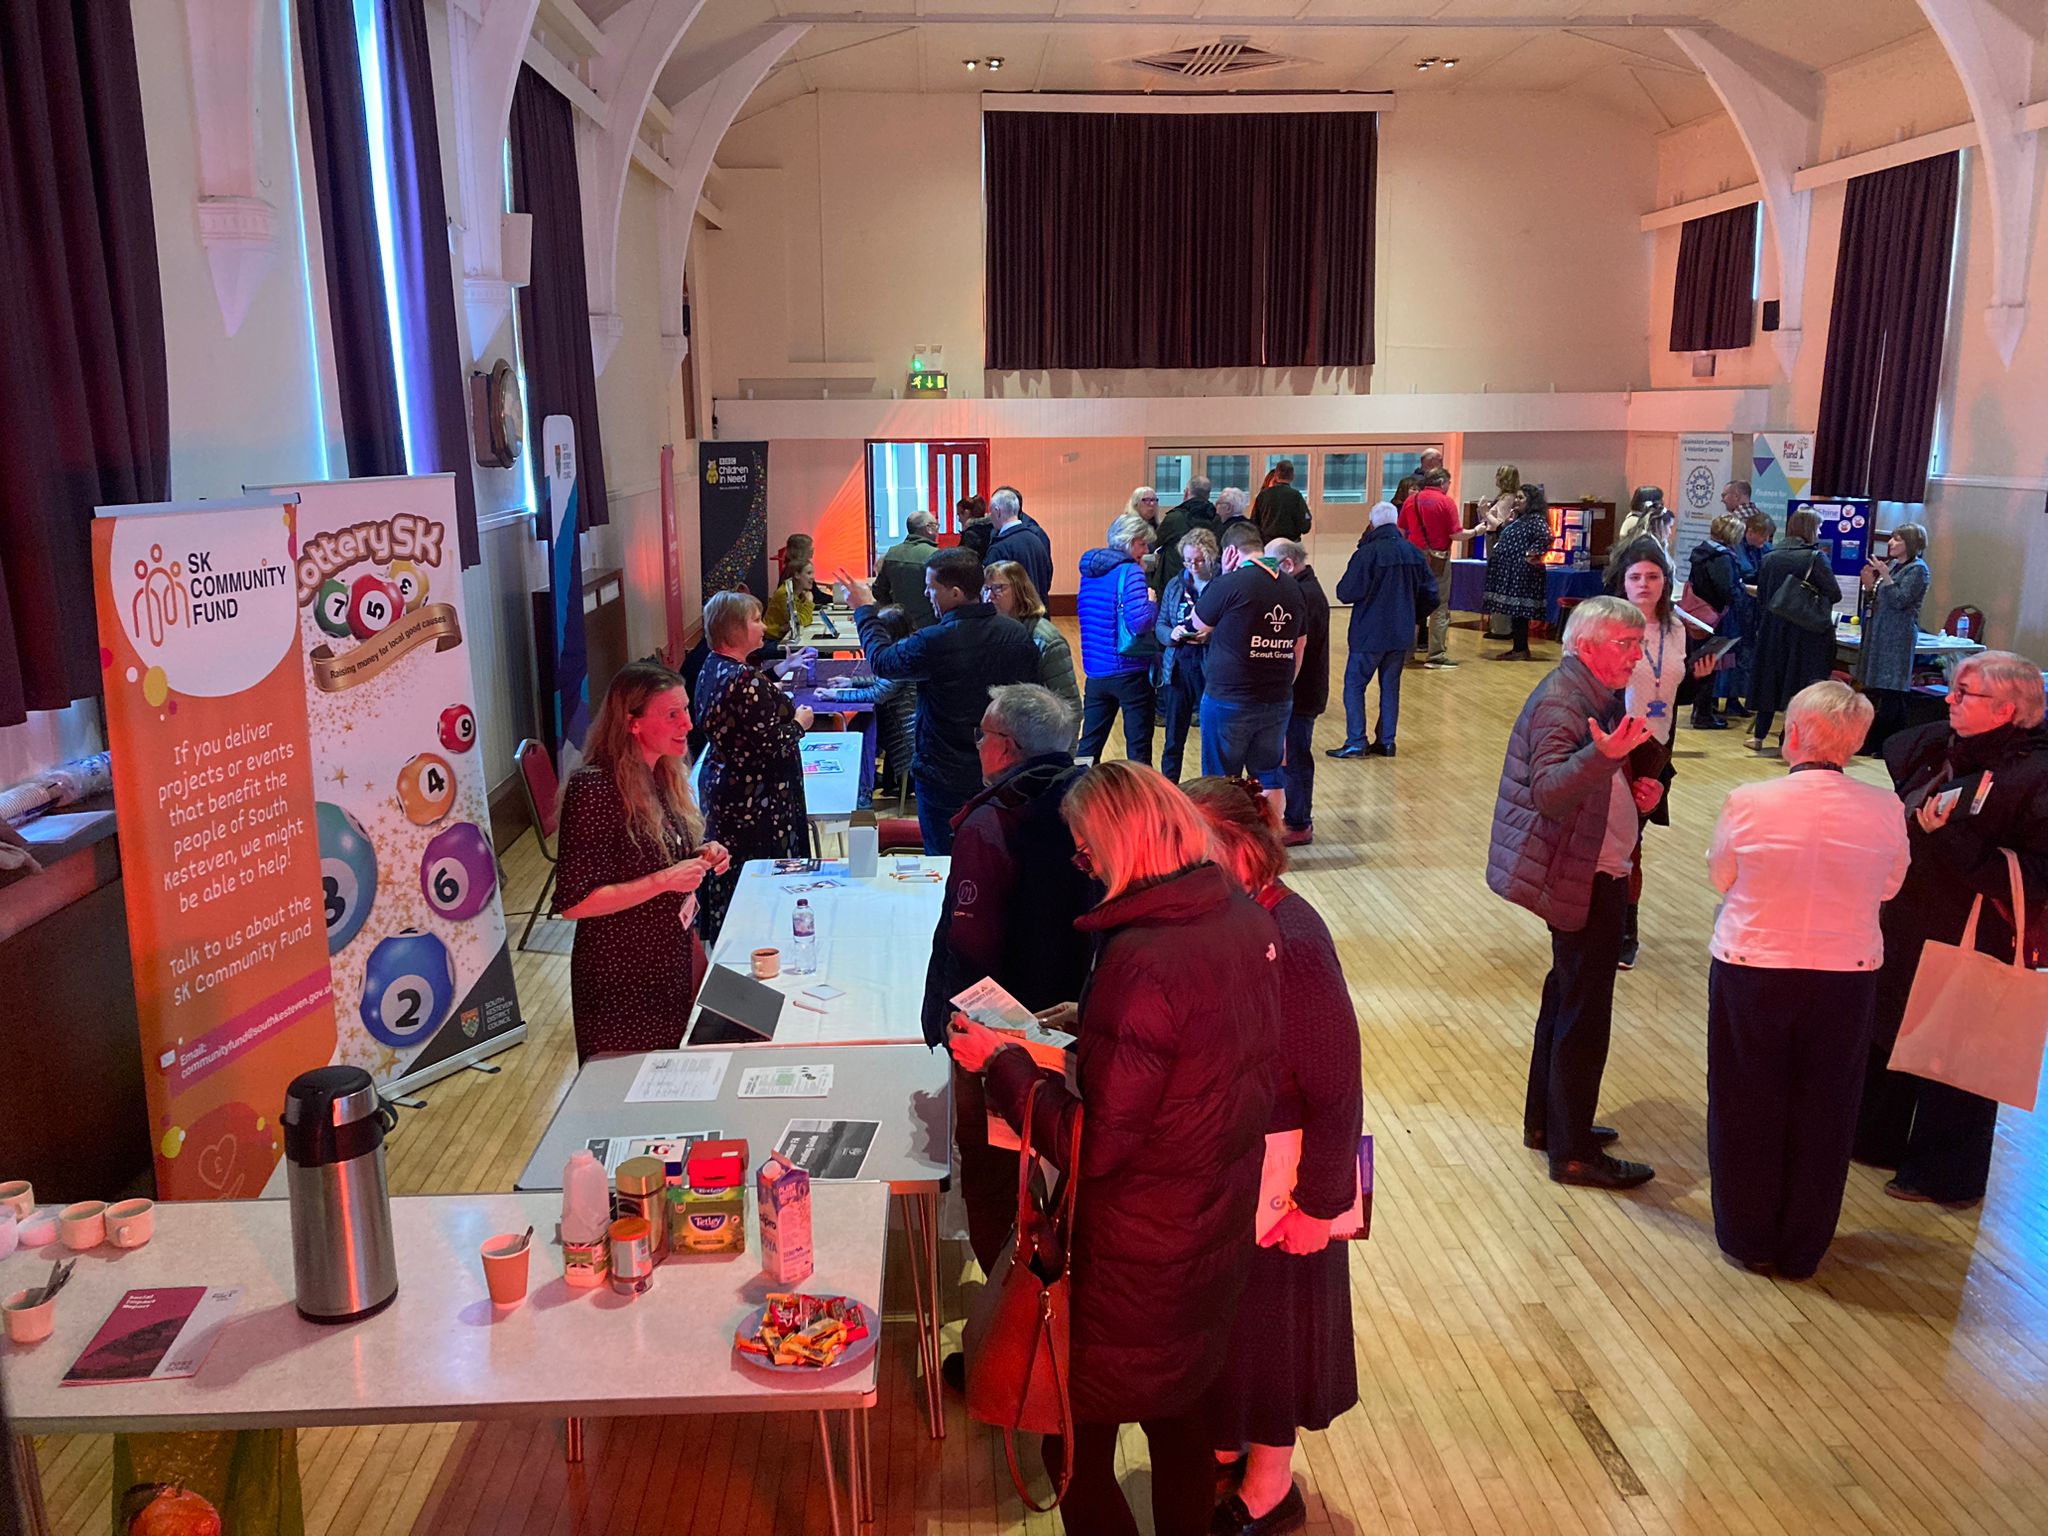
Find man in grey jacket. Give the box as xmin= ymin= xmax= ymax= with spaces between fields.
xmin=1487 ymin=596 xmax=1661 ymax=1190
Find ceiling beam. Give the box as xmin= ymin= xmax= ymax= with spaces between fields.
xmin=766 ymin=12 xmax=1717 ymax=27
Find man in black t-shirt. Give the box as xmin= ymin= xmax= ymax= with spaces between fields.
xmin=1190 ymin=521 xmax=1305 ymax=777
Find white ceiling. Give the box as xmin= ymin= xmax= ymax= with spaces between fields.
xmin=575 ymin=0 xmax=1937 ymax=136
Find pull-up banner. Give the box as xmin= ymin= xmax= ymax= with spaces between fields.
xmin=700 ymin=441 xmax=769 ymax=599
xmin=93 ymin=496 xmax=338 ymax=1200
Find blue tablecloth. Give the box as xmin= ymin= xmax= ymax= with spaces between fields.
xmin=1447 ymin=559 xmax=1605 ymax=627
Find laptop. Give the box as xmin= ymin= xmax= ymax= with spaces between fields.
xmin=687 ymin=963 xmax=787 ymax=1045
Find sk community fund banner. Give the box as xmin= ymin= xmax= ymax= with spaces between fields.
xmin=275 ymin=474 xmax=523 ymax=1089
xmin=93 ymin=497 xmax=337 ymax=1201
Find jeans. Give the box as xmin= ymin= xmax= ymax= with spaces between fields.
xmin=1157 ymin=651 xmax=1206 ymax=781
xmin=914 ymin=775 xmax=968 ymax=855
xmin=1341 ymin=648 xmax=1406 ymax=749
xmin=1256 ymin=712 xmax=1318 ymax=828
xmin=1199 ymin=695 xmax=1290 ymax=779
xmin=1045 ymin=1412 xmax=1214 ymax=1536
xmin=1525 ymin=873 xmax=1629 ymax=1165
xmin=1078 ymin=670 xmax=1155 ymax=765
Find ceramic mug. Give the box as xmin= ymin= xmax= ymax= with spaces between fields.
xmin=59 ymin=1200 xmax=107 ymax=1251
xmin=0 ymin=1180 xmax=30 ymax=1221
xmin=751 ymin=947 xmax=781 ymax=980
xmin=106 ymin=1198 xmax=155 ymax=1249
xmin=2 ymin=1288 xmax=57 ymax=1345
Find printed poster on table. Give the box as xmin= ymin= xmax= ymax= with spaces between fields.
xmin=92 ymin=497 xmax=338 ymax=1200
xmin=268 ymin=474 xmax=524 ymax=1091
xmin=1752 ymin=431 xmax=1814 ymax=523
xmin=1676 ymin=433 xmax=1734 ymax=554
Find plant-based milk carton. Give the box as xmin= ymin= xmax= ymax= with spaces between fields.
xmin=758 ymin=1153 xmax=813 ymax=1285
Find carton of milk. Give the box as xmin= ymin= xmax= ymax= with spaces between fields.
xmin=758 ymin=1152 xmax=813 ymax=1285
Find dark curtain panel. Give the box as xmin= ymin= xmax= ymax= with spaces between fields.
xmin=373 ymin=0 xmax=481 ymax=565
xmin=985 ymin=111 xmax=1376 ymax=371
xmin=509 ymin=67 xmax=610 ymax=528
xmin=0 ymin=0 xmax=168 ymax=725
xmin=296 ymin=0 xmax=405 ymax=480
xmin=1814 ymin=153 xmax=1959 ymax=504
xmin=1669 ymin=202 xmax=1756 ymax=352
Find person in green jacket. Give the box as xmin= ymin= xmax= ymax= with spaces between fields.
xmin=872 ymin=512 xmax=941 ymax=629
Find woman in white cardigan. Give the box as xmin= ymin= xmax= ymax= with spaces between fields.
xmin=1705 ymin=681 xmax=1911 ymax=1279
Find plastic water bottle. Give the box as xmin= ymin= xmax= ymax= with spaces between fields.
xmin=790 ymin=899 xmax=818 ymax=975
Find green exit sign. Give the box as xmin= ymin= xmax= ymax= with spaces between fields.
xmin=908 ymin=371 xmax=948 ymax=393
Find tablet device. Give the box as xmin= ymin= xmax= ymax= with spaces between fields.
xmin=689 ymin=964 xmax=786 ymax=1045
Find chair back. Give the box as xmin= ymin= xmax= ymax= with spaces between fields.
xmin=876 ymin=817 xmax=922 ymax=854
xmin=516 ymin=739 xmax=560 ymax=850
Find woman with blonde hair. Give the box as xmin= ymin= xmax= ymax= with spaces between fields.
xmin=554 ymin=661 xmax=729 ymax=1060
xmin=1185 ymin=777 xmax=1362 ymax=1534
xmin=947 ymin=760 xmax=1279 ymax=1536
xmin=1124 ymin=484 xmax=1162 ymax=531
xmin=984 ymin=558 xmax=1081 ymax=718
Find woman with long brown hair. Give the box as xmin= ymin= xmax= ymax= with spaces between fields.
xmin=554 ymin=661 xmax=728 ymax=1060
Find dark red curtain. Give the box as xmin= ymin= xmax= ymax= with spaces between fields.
xmin=373 ymin=0 xmax=481 ymax=565
xmin=509 ymin=67 xmax=611 ymax=528
xmin=296 ymin=0 xmax=405 ymax=482
xmin=0 ymin=0 xmax=168 ymax=725
xmin=1669 ymin=202 xmax=1755 ymax=352
xmin=985 ymin=110 xmax=1376 ymax=371
xmin=1814 ymin=153 xmax=1959 ymax=504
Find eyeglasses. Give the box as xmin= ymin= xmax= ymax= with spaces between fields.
xmin=1949 ymin=686 xmax=1991 ymax=702
xmin=1071 ymin=843 xmax=1096 ymax=877
xmin=974 ymin=723 xmax=1012 ymax=745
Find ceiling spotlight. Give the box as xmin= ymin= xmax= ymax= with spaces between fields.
xmin=1415 ymin=57 xmax=1436 ymax=70
xmin=986 ymin=57 xmax=1004 ymax=71
xmin=1443 ymin=58 xmax=1459 ymax=68
xmin=963 ymin=58 xmax=978 ymax=70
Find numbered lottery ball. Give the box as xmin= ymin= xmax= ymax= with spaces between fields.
xmin=387 ymin=559 xmax=429 ymax=614
xmin=359 ymin=929 xmax=453 ymax=1049
xmin=316 ymin=801 xmax=378 ymax=954
xmin=437 ymin=702 xmax=477 ymax=754
xmin=395 ymin=752 xmax=456 ymax=825
xmin=314 ymin=579 xmax=353 ymax=639
xmin=348 ymin=575 xmax=400 ymax=640
xmin=420 ymin=821 xmax=496 ymax=921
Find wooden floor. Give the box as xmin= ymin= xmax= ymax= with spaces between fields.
xmin=28 ymin=622 xmax=2048 ymax=1534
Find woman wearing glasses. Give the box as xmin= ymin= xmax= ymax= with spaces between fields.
xmin=984 ymin=559 xmax=1081 ymax=723
xmin=947 ymin=761 xmax=1279 ymax=1536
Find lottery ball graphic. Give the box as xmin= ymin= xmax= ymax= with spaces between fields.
xmin=396 ymin=752 xmax=456 ymax=825
xmin=359 ymin=929 xmax=454 ymax=1048
xmin=387 ymin=558 xmax=429 ymax=613
xmin=314 ymin=579 xmax=353 ymax=638
xmin=438 ymin=702 xmax=477 ymax=753
xmin=316 ymin=801 xmax=378 ymax=954
xmin=348 ymin=575 xmax=400 ymax=640
xmin=420 ymin=821 xmax=496 ymax=921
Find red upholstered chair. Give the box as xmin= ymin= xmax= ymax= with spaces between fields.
xmin=1945 ymin=605 xmax=1986 ymax=646
xmin=514 ymin=739 xmax=561 ymax=952
xmin=876 ymin=818 xmax=922 ymax=854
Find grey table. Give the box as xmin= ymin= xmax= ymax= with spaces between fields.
xmin=517 ymin=1042 xmax=953 ymax=1440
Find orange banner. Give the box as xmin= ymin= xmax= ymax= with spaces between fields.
xmin=93 ymin=499 xmax=338 ymax=1200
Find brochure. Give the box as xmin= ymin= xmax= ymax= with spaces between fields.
xmin=775 ymin=1119 xmax=879 ymax=1180
xmin=62 ymin=1287 xmax=243 ymax=1386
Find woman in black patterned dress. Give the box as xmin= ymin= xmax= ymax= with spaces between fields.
xmin=1483 ymin=483 xmax=1554 ymax=660
xmin=554 ymin=662 xmax=729 ymax=1061
xmin=1187 ymin=776 xmax=1363 ymax=1536
xmin=693 ymin=590 xmax=814 ymax=944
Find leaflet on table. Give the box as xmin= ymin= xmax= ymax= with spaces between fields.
xmin=63 ymin=1287 xmax=244 ymax=1386
xmin=623 ymin=1050 xmax=730 ymax=1103
xmin=739 ymin=1063 xmax=835 ymax=1098
xmin=775 ymin=1118 xmax=879 ymax=1179
xmin=1254 ymin=1133 xmax=1373 ymax=1245
xmin=585 ymin=1131 xmax=723 ymax=1174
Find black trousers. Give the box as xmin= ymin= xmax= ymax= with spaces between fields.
xmin=1045 ymin=1412 xmax=1213 ymax=1536
xmin=1854 ymin=935 xmax=2000 ymax=1201
xmin=951 ymin=1059 xmax=1018 ymax=1275
xmin=1525 ymin=873 xmax=1628 ymax=1165
xmin=1158 ymin=653 xmax=1205 ymax=781
xmin=1078 ymin=670 xmax=1155 ymax=765
xmin=1509 ymin=615 xmax=1531 ymax=650
xmin=1707 ymin=961 xmax=1875 ymax=1277
xmin=1863 ymin=687 xmax=1910 ymax=754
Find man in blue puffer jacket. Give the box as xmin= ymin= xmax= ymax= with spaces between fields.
xmin=1075 ymin=512 xmax=1160 ymax=765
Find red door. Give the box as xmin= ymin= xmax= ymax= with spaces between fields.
xmin=924 ymin=441 xmax=991 ymax=543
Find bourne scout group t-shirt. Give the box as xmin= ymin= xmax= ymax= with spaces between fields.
xmin=1194 ymin=558 xmax=1306 ymax=704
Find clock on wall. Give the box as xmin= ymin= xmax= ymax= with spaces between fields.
xmin=469 ymin=358 xmax=523 ymax=469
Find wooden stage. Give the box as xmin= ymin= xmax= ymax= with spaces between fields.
xmin=24 ymin=624 xmax=2048 ymax=1534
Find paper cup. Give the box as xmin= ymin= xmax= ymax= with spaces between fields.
xmin=106 ymin=1198 xmax=155 ymax=1249
xmin=2 ymin=1287 xmax=56 ymax=1345
xmin=0 ymin=1180 xmax=30 ymax=1221
xmin=59 ymin=1200 xmax=106 ymax=1251
xmin=751 ymin=947 xmax=781 ymax=980
xmin=481 ymin=1232 xmax=531 ymax=1306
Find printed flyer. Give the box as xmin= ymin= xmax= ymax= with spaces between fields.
xmin=92 ymin=497 xmax=338 ymax=1200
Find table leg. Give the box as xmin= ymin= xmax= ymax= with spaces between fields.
xmin=564 ymin=1416 xmax=584 ymax=1464
xmin=859 ymin=1408 xmax=875 ymax=1526
xmin=898 ymin=1191 xmax=945 ymax=1439
xmin=920 ymin=1190 xmax=944 ymax=1440
xmin=843 ymin=1408 xmax=865 ymax=1528
xmin=815 ymin=1410 xmax=845 ymax=1536
xmin=12 ymin=1434 xmax=53 ymax=1536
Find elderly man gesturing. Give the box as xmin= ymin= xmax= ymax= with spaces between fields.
xmin=1487 ymin=596 xmax=1659 ymax=1190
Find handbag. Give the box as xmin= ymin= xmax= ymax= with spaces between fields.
xmin=1766 ymin=552 xmax=1834 ymax=635
xmin=1889 ymin=848 xmax=2048 ymax=1112
xmin=1114 ymin=565 xmax=1161 ymax=659
xmin=1677 ymin=584 xmax=1723 ymax=630
xmin=963 ymin=1080 xmax=1083 ymax=1510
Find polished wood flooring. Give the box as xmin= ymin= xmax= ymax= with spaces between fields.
xmin=27 ymin=624 xmax=2048 ymax=1534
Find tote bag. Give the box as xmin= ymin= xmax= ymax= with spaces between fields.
xmin=1766 ymin=552 xmax=1834 ymax=635
xmin=1889 ymin=849 xmax=2048 ymax=1112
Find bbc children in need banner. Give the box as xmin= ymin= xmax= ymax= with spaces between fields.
xmin=276 ymin=474 xmax=524 ymax=1089
xmin=92 ymin=498 xmax=338 ymax=1201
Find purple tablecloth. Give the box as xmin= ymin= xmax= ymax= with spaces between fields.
xmin=1447 ymin=559 xmax=1605 ymax=626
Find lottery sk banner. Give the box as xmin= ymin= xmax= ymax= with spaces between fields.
xmin=92 ymin=497 xmax=338 ymax=1200
xmin=272 ymin=474 xmax=524 ymax=1092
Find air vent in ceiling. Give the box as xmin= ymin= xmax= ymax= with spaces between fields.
xmin=1126 ymin=36 xmax=1300 ymax=80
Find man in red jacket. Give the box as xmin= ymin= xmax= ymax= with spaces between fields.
xmin=1398 ymin=468 xmax=1470 ymax=668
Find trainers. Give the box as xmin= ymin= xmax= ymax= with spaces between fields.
xmin=1281 ymin=825 xmax=1313 ymax=847
xmin=1424 ymin=656 xmax=1459 ymax=669
xmin=1617 ymin=936 xmax=1639 ymax=970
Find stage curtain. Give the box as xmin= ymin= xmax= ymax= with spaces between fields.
xmin=1668 ymin=203 xmax=1755 ymax=352
xmin=0 ymin=0 xmax=168 ymax=724
xmin=1814 ymin=153 xmax=1959 ymax=504
xmin=984 ymin=110 xmax=1376 ymax=371
xmin=509 ymin=66 xmax=611 ymax=528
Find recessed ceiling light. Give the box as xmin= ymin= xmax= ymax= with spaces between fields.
xmin=1443 ymin=58 xmax=1459 ymax=68
xmin=986 ymin=57 xmax=1004 ymax=71
xmin=962 ymin=58 xmax=978 ymax=70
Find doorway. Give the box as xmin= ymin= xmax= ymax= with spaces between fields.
xmin=864 ymin=439 xmax=991 ymax=566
